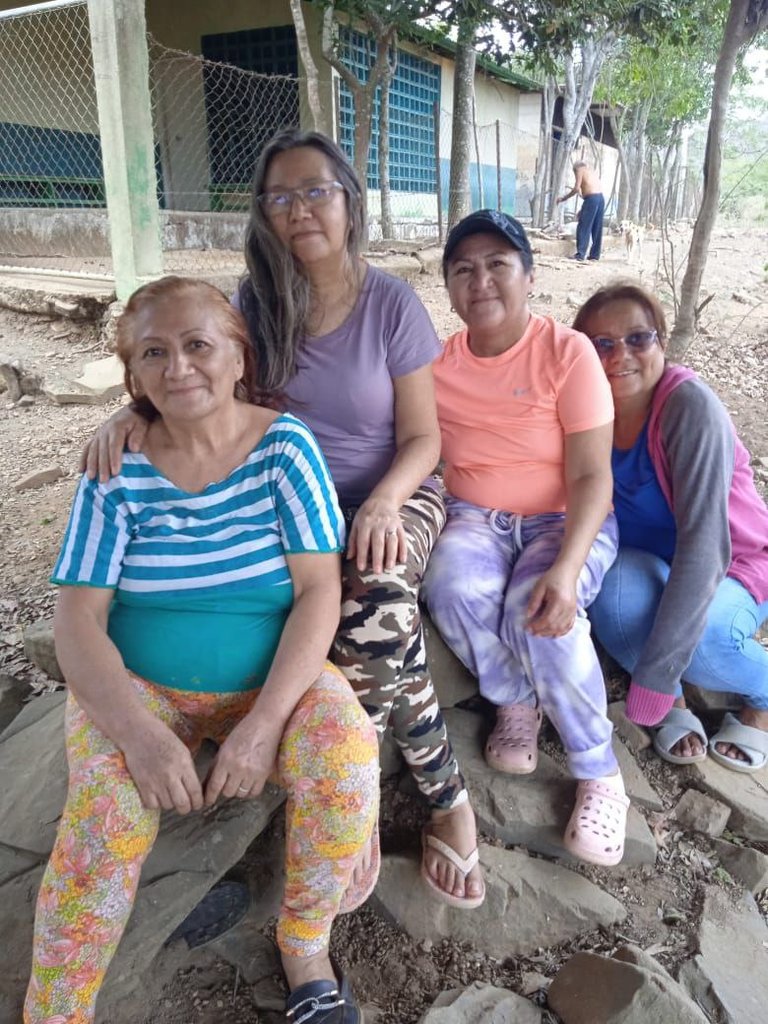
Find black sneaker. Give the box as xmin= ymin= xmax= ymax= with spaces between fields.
xmin=566 ymin=253 xmax=585 ymax=261
xmin=285 ymin=969 xmax=361 ymax=1023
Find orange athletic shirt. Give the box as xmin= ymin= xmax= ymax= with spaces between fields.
xmin=434 ymin=314 xmax=614 ymax=515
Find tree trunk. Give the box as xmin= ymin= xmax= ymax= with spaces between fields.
xmin=321 ymin=6 xmax=396 ymax=247
xmin=447 ymin=16 xmax=477 ymax=229
xmin=610 ymin=108 xmax=630 ymax=222
xmin=547 ymin=36 xmax=616 ymax=222
xmin=289 ymin=0 xmax=324 ymax=133
xmin=627 ymin=98 xmax=651 ymax=222
xmin=670 ymin=0 xmax=768 ymax=355
xmin=378 ymin=44 xmax=397 ymax=240
xmin=532 ymin=76 xmax=556 ymax=226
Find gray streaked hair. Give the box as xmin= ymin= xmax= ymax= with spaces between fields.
xmin=240 ymin=128 xmax=364 ymax=398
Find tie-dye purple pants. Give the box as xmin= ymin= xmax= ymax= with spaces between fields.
xmin=423 ymin=495 xmax=619 ymax=779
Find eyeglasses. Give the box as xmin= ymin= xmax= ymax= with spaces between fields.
xmin=257 ymin=181 xmax=345 ymax=215
xmin=591 ymin=330 xmax=658 ymax=357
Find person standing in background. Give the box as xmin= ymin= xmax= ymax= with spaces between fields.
xmin=557 ymin=161 xmax=605 ymax=262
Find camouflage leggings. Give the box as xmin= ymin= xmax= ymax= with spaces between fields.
xmin=333 ymin=483 xmax=466 ymax=810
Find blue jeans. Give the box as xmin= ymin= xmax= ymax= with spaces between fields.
xmin=589 ymin=547 xmax=768 ymax=710
xmin=576 ymin=193 xmax=605 ymax=260
xmin=422 ymin=496 xmax=619 ymax=778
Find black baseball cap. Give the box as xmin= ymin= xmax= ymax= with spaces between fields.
xmin=442 ymin=210 xmax=533 ymax=273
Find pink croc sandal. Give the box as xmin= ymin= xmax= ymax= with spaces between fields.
xmin=563 ymin=778 xmax=630 ymax=867
xmin=338 ymin=824 xmax=380 ymax=914
xmin=485 ymin=704 xmax=543 ymax=774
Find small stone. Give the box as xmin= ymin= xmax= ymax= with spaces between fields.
xmin=566 ymin=292 xmax=582 ymax=307
xmin=712 ymin=839 xmax=768 ymax=895
xmin=674 ymin=789 xmax=731 ymax=837
xmin=13 ymin=464 xmax=65 ymax=492
xmin=15 ymin=395 xmax=35 ymax=408
xmin=732 ymin=290 xmax=752 ymax=304
xmin=661 ymin=906 xmax=686 ymax=925
xmin=520 ymin=970 xmax=549 ymax=996
xmin=419 ymin=982 xmax=542 ymax=1022
xmin=686 ymin=759 xmax=768 ymax=841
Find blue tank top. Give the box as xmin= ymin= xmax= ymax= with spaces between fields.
xmin=612 ymin=422 xmax=677 ymax=562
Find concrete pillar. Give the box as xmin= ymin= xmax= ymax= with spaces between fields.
xmin=87 ymin=0 xmax=162 ymax=299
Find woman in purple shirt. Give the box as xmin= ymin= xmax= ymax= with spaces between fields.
xmin=83 ymin=131 xmax=484 ymax=930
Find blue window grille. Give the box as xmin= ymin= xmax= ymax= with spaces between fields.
xmin=201 ymin=26 xmax=299 ymax=194
xmin=338 ymin=29 xmax=440 ymax=192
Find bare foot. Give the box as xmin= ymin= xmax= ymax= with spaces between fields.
xmin=423 ymin=800 xmax=484 ymax=901
xmin=667 ymin=698 xmax=706 ymax=760
xmin=282 ymin=947 xmax=334 ymax=992
xmin=714 ymin=707 xmax=768 ymax=763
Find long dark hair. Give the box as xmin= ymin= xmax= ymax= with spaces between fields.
xmin=116 ymin=276 xmax=263 ymax=419
xmin=240 ymin=129 xmax=364 ymax=398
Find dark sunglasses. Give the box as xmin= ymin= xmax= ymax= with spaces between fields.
xmin=591 ymin=329 xmax=658 ymax=357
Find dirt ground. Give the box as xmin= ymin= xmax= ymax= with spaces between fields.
xmin=1 ymin=225 xmax=767 ymax=1023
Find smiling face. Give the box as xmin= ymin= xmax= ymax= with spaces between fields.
xmin=128 ymin=293 xmax=245 ymax=422
xmin=580 ymin=298 xmax=666 ymax=404
xmin=262 ymin=145 xmax=350 ymax=267
xmin=445 ymin=232 xmax=533 ymax=346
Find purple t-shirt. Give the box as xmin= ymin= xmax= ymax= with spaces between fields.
xmin=238 ymin=266 xmax=440 ymax=506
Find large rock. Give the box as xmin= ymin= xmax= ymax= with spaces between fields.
xmin=0 ymin=693 xmax=286 ymax=1021
xmin=22 ymin=618 xmax=63 ymax=682
xmin=679 ymin=886 xmax=768 ymax=1024
xmin=373 ymin=844 xmax=626 ymax=958
xmin=423 ymin=615 xmax=477 ymax=709
xmin=0 ymin=673 xmax=27 ymax=733
xmin=419 ymin=982 xmax=542 ymax=1022
xmin=443 ymin=708 xmax=658 ymax=866
xmin=548 ymin=946 xmax=708 ymax=1024
xmin=686 ymin=758 xmax=768 ymax=841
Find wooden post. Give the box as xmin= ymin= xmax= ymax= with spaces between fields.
xmin=496 ymin=119 xmax=502 ymax=211
xmin=434 ymin=100 xmax=443 ymax=244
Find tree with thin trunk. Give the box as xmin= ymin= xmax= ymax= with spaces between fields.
xmin=670 ymin=0 xmax=768 ymax=355
xmin=448 ymin=15 xmax=478 ymax=228
xmin=378 ymin=43 xmax=398 ymax=239
xmin=289 ymin=0 xmax=326 ymax=133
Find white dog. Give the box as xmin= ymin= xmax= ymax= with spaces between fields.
xmin=619 ymin=220 xmax=644 ymax=262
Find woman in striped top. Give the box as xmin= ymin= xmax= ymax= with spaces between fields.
xmin=24 ymin=278 xmax=377 ymax=1024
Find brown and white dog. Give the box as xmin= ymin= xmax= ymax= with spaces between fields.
xmin=619 ymin=220 xmax=644 ymax=262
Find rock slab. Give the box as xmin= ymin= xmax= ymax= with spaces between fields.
xmin=0 ymin=674 xmax=27 ymax=733
xmin=374 ymin=844 xmax=626 ymax=959
xmin=548 ymin=946 xmax=708 ymax=1024
xmin=679 ymin=886 xmax=768 ymax=1024
xmin=0 ymin=693 xmax=286 ymax=1021
xmin=443 ymin=708 xmax=657 ymax=866
xmin=419 ymin=982 xmax=541 ymax=1023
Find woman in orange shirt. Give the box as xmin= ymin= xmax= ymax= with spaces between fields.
xmin=423 ymin=211 xmax=627 ymax=866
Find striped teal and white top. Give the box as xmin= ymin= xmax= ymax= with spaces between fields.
xmin=52 ymin=413 xmax=345 ymax=692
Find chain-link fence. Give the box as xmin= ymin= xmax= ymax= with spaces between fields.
xmin=0 ymin=0 xmax=107 ymax=272
xmin=0 ymin=3 xmax=541 ymax=281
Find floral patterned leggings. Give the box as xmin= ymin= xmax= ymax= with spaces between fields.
xmin=24 ymin=666 xmax=379 ymax=1024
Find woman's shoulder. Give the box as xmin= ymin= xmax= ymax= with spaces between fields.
xmin=660 ymin=371 xmax=726 ymax=422
xmin=362 ymin=264 xmax=427 ymax=310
